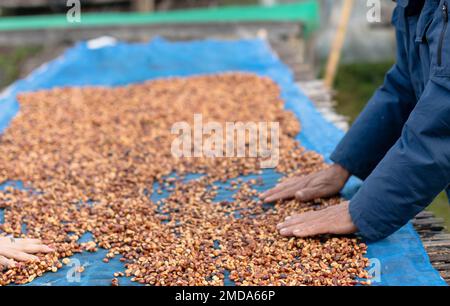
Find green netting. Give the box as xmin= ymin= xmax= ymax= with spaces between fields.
xmin=0 ymin=1 xmax=320 ymax=36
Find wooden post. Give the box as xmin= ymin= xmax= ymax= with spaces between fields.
xmin=324 ymin=0 xmax=354 ymax=88
xmin=133 ymin=0 xmax=155 ymax=12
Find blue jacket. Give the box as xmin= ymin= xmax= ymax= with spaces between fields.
xmin=331 ymin=0 xmax=450 ymax=241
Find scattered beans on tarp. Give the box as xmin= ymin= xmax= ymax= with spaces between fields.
xmin=0 ymin=73 xmax=368 ymax=286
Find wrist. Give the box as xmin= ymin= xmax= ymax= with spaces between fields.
xmin=331 ymin=163 xmax=351 ymax=184
xmin=342 ymin=201 xmax=358 ymax=233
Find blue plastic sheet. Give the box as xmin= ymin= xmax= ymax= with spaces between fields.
xmin=0 ymin=37 xmax=446 ymax=286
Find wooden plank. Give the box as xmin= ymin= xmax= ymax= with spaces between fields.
xmin=0 ymin=0 xmax=127 ymax=8
xmin=0 ymin=0 xmax=48 ymax=7
xmin=296 ymin=80 xmax=349 ymax=131
xmin=413 ymin=218 xmax=445 ymax=225
xmin=432 ymin=263 xmax=450 ymax=270
xmin=0 ymin=21 xmax=302 ymax=46
xmin=415 ymin=211 xmax=435 ymax=219
xmin=428 ymin=253 xmax=450 ymax=262
xmin=422 ymin=234 xmax=450 ymax=241
xmin=132 ymin=0 xmax=154 ymax=12
xmin=422 ymin=241 xmax=450 ymax=248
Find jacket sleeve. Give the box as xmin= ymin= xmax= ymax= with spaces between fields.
xmin=349 ymin=78 xmax=450 ymax=241
xmin=330 ymin=11 xmax=417 ymax=180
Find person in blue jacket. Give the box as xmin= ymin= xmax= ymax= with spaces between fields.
xmin=261 ymin=0 xmax=450 ymax=241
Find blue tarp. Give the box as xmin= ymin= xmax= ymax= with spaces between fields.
xmin=0 ymin=37 xmax=446 ymax=286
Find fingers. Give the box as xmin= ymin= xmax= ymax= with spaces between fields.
xmin=262 ymin=184 xmax=320 ymax=204
xmin=278 ymin=210 xmax=318 ymax=229
xmin=0 ymin=237 xmax=54 ymax=266
xmin=0 ymin=237 xmax=43 ymax=245
xmin=276 ymin=202 xmax=357 ymax=238
xmin=16 ymin=238 xmax=43 ymax=245
xmin=16 ymin=238 xmax=54 ymax=253
xmin=260 ymin=177 xmax=303 ymax=200
xmin=295 ymin=188 xmax=322 ymax=202
xmin=279 ymin=215 xmax=328 ymax=237
xmin=292 ymin=223 xmax=328 ymax=238
xmin=278 ymin=210 xmax=323 ymax=236
xmin=259 ymin=184 xmax=288 ymax=201
xmin=0 ymin=248 xmax=38 ymax=262
xmin=0 ymin=255 xmax=16 ymax=269
xmin=262 ymin=185 xmax=301 ymax=203
xmin=2 ymin=238 xmax=53 ymax=253
xmin=261 ymin=173 xmax=342 ymax=204
xmin=19 ymin=244 xmax=54 ymax=254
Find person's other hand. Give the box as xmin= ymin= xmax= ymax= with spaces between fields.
xmin=259 ymin=164 xmax=350 ymax=203
xmin=0 ymin=237 xmax=54 ymax=269
xmin=277 ymin=201 xmax=357 ymax=237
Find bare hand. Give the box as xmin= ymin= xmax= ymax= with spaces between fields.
xmin=0 ymin=237 xmax=54 ymax=269
xmin=259 ymin=164 xmax=350 ymax=203
xmin=277 ymin=201 xmax=357 ymax=237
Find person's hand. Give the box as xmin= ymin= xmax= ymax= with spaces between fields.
xmin=0 ymin=237 xmax=54 ymax=269
xmin=259 ymin=163 xmax=350 ymax=203
xmin=277 ymin=201 xmax=357 ymax=237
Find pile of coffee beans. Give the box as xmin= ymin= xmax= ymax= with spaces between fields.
xmin=0 ymin=74 xmax=368 ymax=286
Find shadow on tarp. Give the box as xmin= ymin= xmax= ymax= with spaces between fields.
xmin=0 ymin=37 xmax=446 ymax=286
